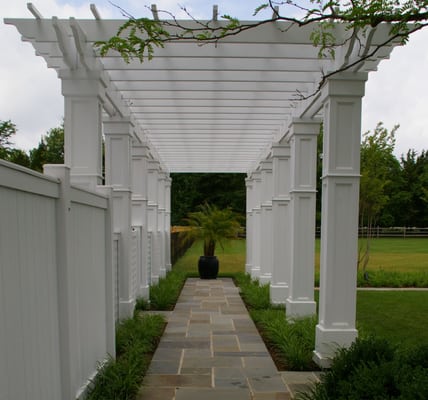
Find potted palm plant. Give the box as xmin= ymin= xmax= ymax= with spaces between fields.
xmin=185 ymin=203 xmax=242 ymax=279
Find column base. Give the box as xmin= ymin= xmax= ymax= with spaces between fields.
xmin=259 ymin=273 xmax=272 ymax=284
xmin=165 ymin=263 xmax=172 ymax=272
xmin=285 ymin=298 xmax=316 ymax=319
xmin=245 ymin=263 xmax=253 ymax=274
xmin=119 ymin=298 xmax=136 ymax=319
xmin=159 ymin=267 xmax=167 ymax=279
xmin=151 ymin=275 xmax=160 ymax=285
xmin=251 ymin=266 xmax=260 ymax=279
xmin=70 ymin=174 xmax=101 ymax=191
xmin=270 ymin=283 xmax=289 ymax=305
xmin=138 ymin=285 xmax=150 ymax=300
xmin=313 ymin=324 xmax=358 ymax=368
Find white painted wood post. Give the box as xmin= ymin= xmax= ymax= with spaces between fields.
xmin=61 ymin=72 xmax=103 ymax=191
xmin=270 ymin=142 xmax=292 ymax=304
xmin=259 ymin=159 xmax=274 ymax=284
xmin=165 ymin=175 xmax=172 ymax=272
xmin=314 ymin=73 xmax=367 ymax=367
xmin=131 ymin=142 xmax=150 ymax=299
xmin=95 ymin=184 xmax=116 ymax=359
xmin=147 ymin=160 xmax=160 ymax=283
xmin=245 ymin=176 xmax=254 ymax=274
xmin=251 ymin=170 xmax=262 ymax=278
xmin=157 ymin=170 xmax=167 ymax=278
xmin=103 ymin=117 xmax=135 ymax=318
xmin=42 ymin=165 xmax=76 ymax=400
xmin=285 ymin=119 xmax=320 ymax=318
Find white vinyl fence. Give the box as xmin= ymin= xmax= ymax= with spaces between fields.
xmin=0 ymin=161 xmax=115 ymax=400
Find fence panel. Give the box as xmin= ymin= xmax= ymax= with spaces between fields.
xmin=0 ymin=161 xmax=115 ymax=400
xmin=0 ymin=162 xmax=62 ymax=400
xmin=69 ymin=189 xmax=109 ymax=396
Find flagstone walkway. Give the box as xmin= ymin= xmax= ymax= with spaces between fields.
xmin=137 ymin=278 xmax=320 ymax=400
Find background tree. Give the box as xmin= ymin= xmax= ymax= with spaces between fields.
xmin=0 ymin=119 xmax=17 ymax=160
xmin=359 ymin=122 xmax=400 ymax=270
xmin=29 ymin=125 xmax=64 ymax=172
xmin=171 ymin=173 xmax=246 ymax=225
xmin=399 ymin=149 xmax=428 ymax=226
xmin=7 ymin=149 xmax=31 ymax=168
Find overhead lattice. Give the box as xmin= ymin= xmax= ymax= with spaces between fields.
xmin=6 ymin=5 xmax=401 ymax=173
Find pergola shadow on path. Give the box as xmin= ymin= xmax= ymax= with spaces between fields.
xmin=3 ymin=4 xmax=403 ymax=399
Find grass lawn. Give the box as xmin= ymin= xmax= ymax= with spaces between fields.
xmin=173 ymin=238 xmax=428 ymax=348
xmin=315 ymin=237 xmax=428 ymax=273
xmin=176 ymin=237 xmax=428 ymax=276
xmin=356 ymin=290 xmax=428 ymax=348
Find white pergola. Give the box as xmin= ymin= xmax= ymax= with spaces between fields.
xmin=6 ymin=4 xmax=402 ymax=368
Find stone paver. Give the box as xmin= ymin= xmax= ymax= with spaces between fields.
xmin=139 ymin=278 xmax=318 ymax=399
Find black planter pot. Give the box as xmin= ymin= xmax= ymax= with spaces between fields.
xmin=198 ymin=256 xmax=219 ymax=279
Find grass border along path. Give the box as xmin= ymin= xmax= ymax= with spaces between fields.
xmin=86 ymin=270 xmax=187 ymax=400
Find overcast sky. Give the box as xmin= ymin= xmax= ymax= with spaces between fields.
xmin=1 ymin=0 xmax=427 ymax=158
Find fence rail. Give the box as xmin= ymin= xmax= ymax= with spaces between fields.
xmin=315 ymin=226 xmax=428 ymax=238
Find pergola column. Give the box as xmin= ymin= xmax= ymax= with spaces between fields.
xmin=131 ymin=141 xmax=150 ymax=299
xmin=61 ymin=71 xmax=104 ymax=190
xmin=165 ymin=176 xmax=172 ymax=272
xmin=286 ymin=119 xmax=320 ymax=318
xmin=103 ymin=117 xmax=134 ymax=318
xmin=245 ymin=176 xmax=254 ymax=274
xmin=270 ymin=142 xmax=291 ymax=304
xmin=147 ymin=160 xmax=160 ymax=283
xmin=314 ymin=72 xmax=367 ymax=367
xmin=251 ymin=171 xmax=262 ymax=278
xmin=259 ymin=160 xmax=274 ymax=284
xmin=157 ymin=171 xmax=167 ymax=278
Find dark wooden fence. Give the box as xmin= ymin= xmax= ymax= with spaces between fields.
xmin=171 ymin=231 xmax=195 ymax=266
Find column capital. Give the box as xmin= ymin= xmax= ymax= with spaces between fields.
xmin=260 ymin=159 xmax=273 ymax=171
xmin=103 ymin=116 xmax=134 ymax=137
xmin=132 ymin=142 xmax=150 ymax=158
xmin=320 ymin=72 xmax=368 ymax=102
xmin=60 ymin=70 xmax=106 ymax=98
xmin=148 ymin=160 xmax=160 ymax=171
xmin=252 ymin=170 xmax=262 ymax=181
xmin=272 ymin=142 xmax=291 ymax=158
xmin=287 ymin=118 xmax=321 ymax=138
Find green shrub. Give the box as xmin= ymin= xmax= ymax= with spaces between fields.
xmin=149 ymin=269 xmax=186 ymax=310
xmin=251 ymin=309 xmax=317 ymax=371
xmin=135 ymin=296 xmax=150 ymax=312
xmin=86 ymin=314 xmax=165 ymax=400
xmin=298 ymin=337 xmax=428 ymax=400
xmin=116 ymin=314 xmax=165 ymax=356
xmin=135 ymin=268 xmax=187 ymax=311
xmin=235 ymin=273 xmax=271 ymax=310
xmin=357 ymin=269 xmax=428 ymax=288
xmin=317 ymin=270 xmax=428 ymax=288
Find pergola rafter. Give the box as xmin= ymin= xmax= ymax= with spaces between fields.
xmin=5 ymin=14 xmax=401 ymax=173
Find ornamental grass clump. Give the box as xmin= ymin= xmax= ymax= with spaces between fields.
xmin=250 ymin=308 xmax=318 ymax=371
xmin=85 ymin=314 xmax=165 ymax=400
xmin=134 ymin=269 xmax=186 ymax=311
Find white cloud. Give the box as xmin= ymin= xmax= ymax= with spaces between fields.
xmin=362 ymin=28 xmax=428 ymax=158
xmin=0 ymin=1 xmax=114 ymax=150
